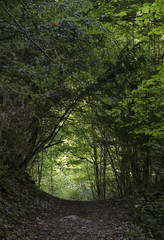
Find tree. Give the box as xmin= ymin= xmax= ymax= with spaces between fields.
xmin=92 ymin=0 xmax=164 ymax=194
xmin=1 ymin=0 xmax=163 ymax=198
xmin=0 ymin=0 xmax=101 ymax=171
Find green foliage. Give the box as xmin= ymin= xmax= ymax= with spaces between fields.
xmin=24 ymin=0 xmax=164 ymax=202
xmin=0 ymin=0 xmax=102 ymax=170
xmin=1 ymin=0 xmax=164 ymax=205
xmin=0 ymin=1 xmax=164 ymax=238
xmin=30 ymin=148 xmax=94 ymax=200
xmin=132 ymin=193 xmax=164 ymax=239
xmin=116 ymin=65 xmax=164 ymax=138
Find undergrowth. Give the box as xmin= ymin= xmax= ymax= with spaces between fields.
xmin=121 ymin=193 xmax=164 ymax=240
xmin=0 ymin=170 xmax=40 ymax=238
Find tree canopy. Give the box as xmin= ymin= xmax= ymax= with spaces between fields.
xmin=0 ymin=0 xmax=164 ymax=200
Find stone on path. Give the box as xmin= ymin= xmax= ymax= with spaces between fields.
xmin=59 ymin=215 xmax=92 ymax=225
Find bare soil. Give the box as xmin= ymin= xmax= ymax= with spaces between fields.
xmin=7 ymin=194 xmax=129 ymax=240
xmin=1 ymin=173 xmax=163 ymax=239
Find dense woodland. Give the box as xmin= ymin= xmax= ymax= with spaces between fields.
xmin=0 ymin=0 xmax=164 ymax=239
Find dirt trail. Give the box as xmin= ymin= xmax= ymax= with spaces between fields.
xmin=13 ymin=197 xmax=129 ymax=240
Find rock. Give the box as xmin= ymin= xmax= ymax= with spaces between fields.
xmin=59 ymin=215 xmax=92 ymax=225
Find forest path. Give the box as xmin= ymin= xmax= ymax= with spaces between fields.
xmin=15 ymin=196 xmax=129 ymax=240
